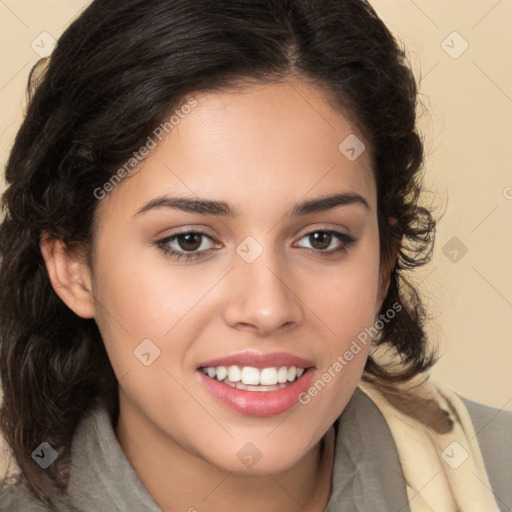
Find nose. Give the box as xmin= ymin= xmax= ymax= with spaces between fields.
xmin=221 ymin=248 xmax=304 ymax=336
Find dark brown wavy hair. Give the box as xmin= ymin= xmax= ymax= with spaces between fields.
xmin=0 ymin=0 xmax=442 ymax=506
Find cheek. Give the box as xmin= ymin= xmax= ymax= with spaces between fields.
xmin=313 ymin=235 xmax=382 ymax=342
xmin=90 ymin=249 xmax=208 ymax=430
xmin=301 ymin=234 xmax=381 ymax=412
xmin=90 ymin=239 xmax=207 ymax=376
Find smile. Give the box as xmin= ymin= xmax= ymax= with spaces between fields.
xmin=197 ymin=352 xmax=315 ymax=416
xmin=200 ymin=365 xmax=306 ymax=391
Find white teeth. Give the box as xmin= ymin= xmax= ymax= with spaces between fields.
xmin=276 ymin=366 xmax=289 ymax=384
xmin=202 ymin=365 xmax=306 ymax=387
xmin=241 ymin=366 xmax=260 ymax=385
xmin=228 ymin=381 xmax=287 ymax=392
xmin=216 ymin=366 xmax=228 ymax=381
xmin=227 ymin=365 xmax=241 ymax=383
xmin=260 ymin=367 xmax=278 ymax=386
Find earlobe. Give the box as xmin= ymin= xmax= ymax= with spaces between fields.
xmin=39 ymin=232 xmax=96 ymax=319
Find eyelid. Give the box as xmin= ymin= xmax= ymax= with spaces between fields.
xmin=294 ymin=222 xmax=352 ymax=238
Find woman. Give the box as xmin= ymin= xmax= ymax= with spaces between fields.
xmin=0 ymin=0 xmax=510 ymax=511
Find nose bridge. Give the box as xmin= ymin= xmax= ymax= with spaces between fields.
xmin=222 ymin=237 xmax=303 ymax=333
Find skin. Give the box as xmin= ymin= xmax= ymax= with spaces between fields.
xmin=41 ymin=77 xmax=396 ymax=512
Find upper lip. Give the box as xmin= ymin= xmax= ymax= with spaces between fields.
xmin=198 ymin=351 xmax=315 ymax=370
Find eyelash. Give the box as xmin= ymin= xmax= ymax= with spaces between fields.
xmin=155 ymin=229 xmax=356 ymax=262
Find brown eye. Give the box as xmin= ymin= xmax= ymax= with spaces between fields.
xmin=295 ymin=229 xmax=356 ymax=256
xmin=308 ymin=231 xmax=332 ymax=250
xmin=156 ymin=230 xmax=219 ymax=262
xmin=175 ymin=232 xmax=203 ymax=251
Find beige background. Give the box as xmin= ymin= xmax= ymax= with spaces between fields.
xmin=0 ymin=0 xmax=511 ymax=421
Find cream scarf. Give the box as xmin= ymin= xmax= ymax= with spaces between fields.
xmin=357 ymin=375 xmax=501 ymax=512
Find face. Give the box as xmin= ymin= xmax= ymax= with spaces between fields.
xmin=84 ymin=78 xmax=387 ymax=474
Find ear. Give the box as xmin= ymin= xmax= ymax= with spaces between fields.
xmin=39 ymin=232 xmax=96 ymax=318
xmin=375 ymin=218 xmax=400 ymax=314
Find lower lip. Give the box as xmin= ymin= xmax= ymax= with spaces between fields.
xmin=197 ymin=369 xmax=315 ymax=416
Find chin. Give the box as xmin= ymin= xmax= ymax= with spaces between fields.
xmin=194 ymin=433 xmax=315 ymax=476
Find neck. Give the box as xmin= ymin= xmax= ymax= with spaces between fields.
xmin=115 ymin=395 xmax=335 ymax=512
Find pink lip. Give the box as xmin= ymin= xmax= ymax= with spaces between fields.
xmin=197 ymin=351 xmax=316 ymax=416
xmin=198 ymin=351 xmax=314 ymax=370
xmin=197 ymin=370 xmax=315 ymax=416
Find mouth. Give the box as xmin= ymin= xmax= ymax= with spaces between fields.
xmin=200 ymin=365 xmax=305 ymax=391
xmin=196 ymin=352 xmax=315 ymax=416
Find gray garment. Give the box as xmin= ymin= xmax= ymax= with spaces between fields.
xmin=1 ymin=387 xmax=511 ymax=511
xmin=325 ymin=389 xmax=512 ymax=512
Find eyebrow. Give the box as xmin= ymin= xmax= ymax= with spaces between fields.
xmin=134 ymin=192 xmax=370 ymax=218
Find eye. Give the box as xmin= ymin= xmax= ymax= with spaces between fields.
xmin=156 ymin=231 xmax=220 ymax=261
xmin=294 ymin=230 xmax=356 ymax=256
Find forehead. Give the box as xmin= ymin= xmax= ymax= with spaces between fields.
xmin=96 ymin=78 xmax=376 ymax=222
